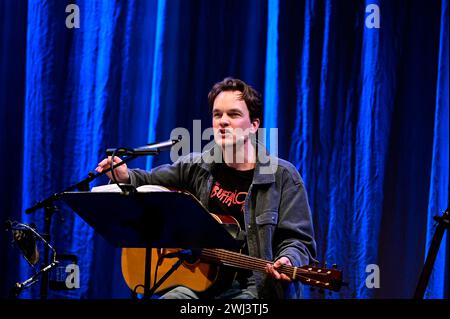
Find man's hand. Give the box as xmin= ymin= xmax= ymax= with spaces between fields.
xmin=265 ymin=257 xmax=292 ymax=282
xmin=95 ymin=156 xmax=130 ymax=183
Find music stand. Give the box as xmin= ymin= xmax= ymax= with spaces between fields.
xmin=59 ymin=190 xmax=239 ymax=298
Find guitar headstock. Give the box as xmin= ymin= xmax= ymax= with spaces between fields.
xmin=297 ymin=264 xmax=343 ymax=292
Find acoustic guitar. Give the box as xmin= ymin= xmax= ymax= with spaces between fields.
xmin=121 ymin=213 xmax=343 ymax=295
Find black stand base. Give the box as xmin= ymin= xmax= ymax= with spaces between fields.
xmin=132 ymin=250 xmax=193 ymax=299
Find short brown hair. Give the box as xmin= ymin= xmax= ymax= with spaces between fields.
xmin=207 ymin=77 xmax=263 ymax=123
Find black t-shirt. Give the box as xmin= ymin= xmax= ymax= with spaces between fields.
xmin=208 ymin=162 xmax=254 ymax=285
xmin=208 ymin=162 xmax=254 ymax=229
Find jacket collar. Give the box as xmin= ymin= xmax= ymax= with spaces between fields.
xmin=199 ymin=143 xmax=276 ymax=185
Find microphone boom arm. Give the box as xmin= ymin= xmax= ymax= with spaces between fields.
xmin=25 ymin=136 xmax=182 ymax=215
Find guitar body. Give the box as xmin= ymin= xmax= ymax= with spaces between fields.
xmin=121 ymin=212 xmax=344 ymax=294
xmin=121 ymin=213 xmax=241 ymax=295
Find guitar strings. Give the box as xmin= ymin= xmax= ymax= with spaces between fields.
xmin=200 ymin=249 xmax=330 ymax=280
xmin=201 ymin=248 xmax=313 ymax=274
xmin=199 ymin=250 xmax=333 ymax=288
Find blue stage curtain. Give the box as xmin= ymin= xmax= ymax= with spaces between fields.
xmin=0 ymin=0 xmax=448 ymax=299
xmin=19 ymin=0 xmax=160 ymax=298
xmin=287 ymin=0 xmax=449 ymax=298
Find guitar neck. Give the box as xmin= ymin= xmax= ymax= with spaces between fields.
xmin=200 ymin=249 xmax=299 ymax=279
xmin=199 ymin=248 xmax=341 ymax=292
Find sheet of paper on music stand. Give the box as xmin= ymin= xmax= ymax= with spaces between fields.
xmin=91 ymin=184 xmax=170 ymax=193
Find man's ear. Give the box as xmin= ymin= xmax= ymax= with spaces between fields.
xmin=251 ymin=118 xmax=260 ymax=133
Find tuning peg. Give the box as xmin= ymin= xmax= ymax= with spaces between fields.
xmin=332 ymin=263 xmax=337 ymax=269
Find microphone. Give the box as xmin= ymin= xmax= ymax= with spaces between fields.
xmin=106 ymin=136 xmax=182 ymax=156
xmin=5 ymin=221 xmax=40 ymax=266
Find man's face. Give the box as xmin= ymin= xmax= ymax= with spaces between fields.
xmin=212 ymin=91 xmax=259 ymax=148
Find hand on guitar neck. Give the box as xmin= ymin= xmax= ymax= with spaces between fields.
xmin=265 ymin=257 xmax=293 ymax=282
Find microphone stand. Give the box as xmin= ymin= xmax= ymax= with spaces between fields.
xmin=13 ymin=261 xmax=59 ymax=298
xmin=414 ymin=166 xmax=449 ymax=299
xmin=22 ymin=137 xmax=181 ymax=299
xmin=147 ymin=250 xmax=195 ymax=298
xmin=414 ymin=208 xmax=449 ymax=299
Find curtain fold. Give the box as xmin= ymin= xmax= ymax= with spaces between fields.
xmin=424 ymin=0 xmax=449 ymax=299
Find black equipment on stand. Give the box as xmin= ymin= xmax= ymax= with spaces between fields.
xmin=5 ymin=220 xmax=59 ymax=297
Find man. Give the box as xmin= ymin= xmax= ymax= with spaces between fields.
xmin=96 ymin=77 xmax=316 ymax=299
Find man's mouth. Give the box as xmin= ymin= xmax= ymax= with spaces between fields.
xmin=219 ymin=129 xmax=232 ymax=135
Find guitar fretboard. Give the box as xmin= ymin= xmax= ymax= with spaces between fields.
xmin=200 ymin=248 xmax=330 ymax=287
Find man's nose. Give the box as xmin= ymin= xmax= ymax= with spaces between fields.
xmin=219 ymin=115 xmax=230 ymax=126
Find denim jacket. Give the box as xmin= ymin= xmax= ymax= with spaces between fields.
xmin=128 ymin=146 xmax=317 ymax=299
